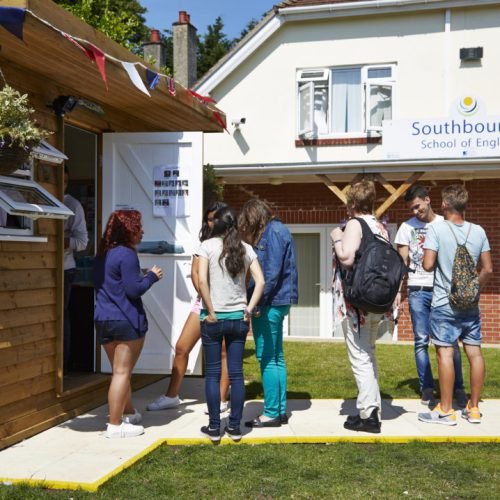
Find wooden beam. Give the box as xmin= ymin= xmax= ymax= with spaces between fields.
xmin=375 ymin=172 xmax=424 ymax=218
xmin=316 ymin=174 xmax=347 ymax=204
xmin=374 ymin=173 xmax=396 ymax=194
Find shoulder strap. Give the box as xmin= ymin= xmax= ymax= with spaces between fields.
xmin=354 ymin=216 xmax=375 ymax=243
xmin=446 ymin=221 xmax=472 ymax=246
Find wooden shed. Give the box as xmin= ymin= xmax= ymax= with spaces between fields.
xmin=0 ymin=0 xmax=225 ymax=450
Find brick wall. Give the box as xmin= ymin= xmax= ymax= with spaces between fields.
xmin=224 ymin=179 xmax=499 ymax=344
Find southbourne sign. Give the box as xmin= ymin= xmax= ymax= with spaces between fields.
xmin=383 ymin=97 xmax=500 ymax=159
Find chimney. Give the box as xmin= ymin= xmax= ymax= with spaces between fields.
xmin=173 ymin=11 xmax=197 ymax=88
xmin=142 ymin=28 xmax=166 ymax=71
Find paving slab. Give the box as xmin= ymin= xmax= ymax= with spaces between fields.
xmin=1 ymin=378 xmax=499 ymax=492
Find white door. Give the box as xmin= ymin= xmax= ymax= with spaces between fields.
xmin=102 ymin=132 xmax=203 ymax=374
xmin=287 ymin=225 xmax=333 ymax=338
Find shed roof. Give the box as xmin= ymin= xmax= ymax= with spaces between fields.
xmin=0 ymin=0 xmax=225 ymax=133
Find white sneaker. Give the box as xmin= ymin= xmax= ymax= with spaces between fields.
xmin=205 ymin=401 xmax=230 ymax=415
xmin=122 ymin=408 xmax=142 ymax=425
xmin=147 ymin=395 xmax=181 ymax=411
xmin=106 ymin=422 xmax=144 ymax=438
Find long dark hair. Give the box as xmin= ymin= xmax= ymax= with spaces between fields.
xmin=238 ymin=198 xmax=273 ymax=246
xmin=199 ymin=201 xmax=228 ymax=242
xmin=98 ymin=210 xmax=142 ymax=255
xmin=211 ymin=206 xmax=246 ymax=278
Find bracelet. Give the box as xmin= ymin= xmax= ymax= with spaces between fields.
xmin=333 ymin=239 xmax=342 ymax=244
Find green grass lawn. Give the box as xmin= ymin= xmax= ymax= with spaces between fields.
xmin=244 ymin=340 xmax=500 ymax=400
xmin=1 ymin=342 xmax=499 ymax=499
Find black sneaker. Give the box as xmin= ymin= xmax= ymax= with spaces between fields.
xmin=200 ymin=425 xmax=221 ymax=442
xmin=224 ymin=426 xmax=242 ymax=441
xmin=344 ymin=409 xmax=381 ymax=434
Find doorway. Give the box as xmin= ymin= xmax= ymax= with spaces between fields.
xmin=287 ymin=226 xmax=333 ymax=338
xmin=63 ymin=124 xmax=98 ymax=386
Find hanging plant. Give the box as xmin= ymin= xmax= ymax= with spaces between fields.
xmin=0 ymin=83 xmax=50 ymax=175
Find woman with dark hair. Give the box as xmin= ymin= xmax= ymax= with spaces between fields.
xmin=94 ymin=210 xmax=163 ymax=438
xmin=238 ymin=199 xmax=298 ymax=428
xmin=198 ymin=206 xmax=265 ymax=441
xmin=147 ymin=201 xmax=231 ymax=412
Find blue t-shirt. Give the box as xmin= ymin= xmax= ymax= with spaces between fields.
xmin=424 ymin=221 xmax=490 ymax=308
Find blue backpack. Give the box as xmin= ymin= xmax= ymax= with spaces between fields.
xmin=340 ymin=217 xmax=406 ymax=314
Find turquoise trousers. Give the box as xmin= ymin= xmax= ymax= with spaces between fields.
xmin=252 ymin=305 xmax=290 ymax=418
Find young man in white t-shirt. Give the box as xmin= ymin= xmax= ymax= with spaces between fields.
xmin=395 ymin=184 xmax=466 ymax=407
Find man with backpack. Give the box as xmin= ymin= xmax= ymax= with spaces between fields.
xmin=331 ymin=179 xmax=404 ymax=433
xmin=418 ymin=184 xmax=492 ymax=425
xmin=395 ymin=184 xmax=467 ymax=408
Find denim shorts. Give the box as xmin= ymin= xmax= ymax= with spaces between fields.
xmin=430 ymin=303 xmax=482 ymax=347
xmin=95 ymin=320 xmax=145 ymax=344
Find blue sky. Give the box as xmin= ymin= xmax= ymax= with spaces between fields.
xmin=139 ymin=0 xmax=276 ymax=40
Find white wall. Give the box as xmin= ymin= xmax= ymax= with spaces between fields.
xmin=203 ymin=6 xmax=500 ymax=167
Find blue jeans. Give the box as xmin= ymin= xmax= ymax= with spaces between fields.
xmin=201 ymin=319 xmax=249 ymax=429
xmin=408 ymin=290 xmax=464 ymax=392
xmin=64 ymin=268 xmax=76 ymax=371
xmin=251 ymin=305 xmax=290 ymax=418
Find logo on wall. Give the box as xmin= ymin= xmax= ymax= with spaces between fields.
xmin=458 ymin=96 xmax=479 ymax=116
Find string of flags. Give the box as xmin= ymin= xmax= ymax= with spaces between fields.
xmin=0 ymin=6 xmax=226 ymax=129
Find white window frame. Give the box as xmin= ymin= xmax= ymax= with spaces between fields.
xmin=363 ymin=64 xmax=396 ymax=132
xmin=296 ymin=63 xmax=396 ymax=139
xmin=0 ymin=174 xmax=73 ymax=221
xmin=296 ymin=69 xmax=330 ymax=139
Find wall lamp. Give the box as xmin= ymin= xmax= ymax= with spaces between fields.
xmin=51 ymin=96 xmax=104 ymax=117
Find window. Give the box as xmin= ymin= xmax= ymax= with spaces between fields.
xmin=0 ymin=141 xmax=72 ymax=237
xmin=297 ymin=64 xmax=395 ymax=139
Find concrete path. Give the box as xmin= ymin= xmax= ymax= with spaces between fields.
xmin=1 ymin=378 xmax=499 ymax=492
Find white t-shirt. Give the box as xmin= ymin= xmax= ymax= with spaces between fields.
xmin=394 ymin=214 xmax=443 ymax=287
xmin=197 ymin=237 xmax=257 ymax=312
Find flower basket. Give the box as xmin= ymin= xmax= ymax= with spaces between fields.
xmin=0 ymin=143 xmax=30 ymax=175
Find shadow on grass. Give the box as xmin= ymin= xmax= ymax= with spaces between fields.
xmin=396 ymin=377 xmax=422 ymax=396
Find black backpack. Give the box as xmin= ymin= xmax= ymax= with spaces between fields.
xmin=339 ymin=217 xmax=406 ymax=314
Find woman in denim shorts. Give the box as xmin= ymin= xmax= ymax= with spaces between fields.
xmin=94 ymin=210 xmax=163 ymax=438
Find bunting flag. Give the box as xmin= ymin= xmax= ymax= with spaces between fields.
xmin=62 ymin=32 xmax=93 ymax=61
xmin=121 ymin=62 xmax=150 ymax=96
xmin=188 ymin=89 xmax=217 ymax=105
xmin=146 ymin=69 xmax=160 ymax=90
xmin=1 ymin=8 xmax=226 ymax=130
xmin=166 ymin=76 xmax=176 ymax=96
xmin=0 ymin=7 xmax=26 ymax=40
xmin=83 ymin=42 xmax=108 ymax=90
xmin=212 ymin=111 xmax=228 ymax=133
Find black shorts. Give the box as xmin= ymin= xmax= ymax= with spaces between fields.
xmin=95 ymin=320 xmax=145 ymax=344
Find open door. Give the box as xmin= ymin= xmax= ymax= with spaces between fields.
xmin=102 ymin=132 xmax=203 ymax=374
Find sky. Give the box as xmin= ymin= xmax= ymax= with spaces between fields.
xmin=139 ymin=0 xmax=277 ymax=40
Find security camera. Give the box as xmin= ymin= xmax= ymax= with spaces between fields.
xmin=230 ymin=117 xmax=246 ymax=127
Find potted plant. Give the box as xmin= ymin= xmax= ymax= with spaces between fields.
xmin=0 ymin=84 xmax=50 ymax=175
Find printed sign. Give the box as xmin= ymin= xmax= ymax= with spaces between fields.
xmin=383 ymin=97 xmax=500 ymax=159
xmin=153 ymin=165 xmax=190 ymax=217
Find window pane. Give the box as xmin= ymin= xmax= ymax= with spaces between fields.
xmin=369 ymin=84 xmax=392 ymax=128
xmin=331 ymin=69 xmax=361 ymax=133
xmin=298 ymin=82 xmax=313 ymax=135
xmin=367 ymin=67 xmax=391 ymax=79
xmin=0 ymin=183 xmax=55 ymax=206
xmin=313 ymin=85 xmax=329 ymax=134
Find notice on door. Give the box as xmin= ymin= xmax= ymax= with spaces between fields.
xmin=153 ymin=165 xmax=190 ymax=217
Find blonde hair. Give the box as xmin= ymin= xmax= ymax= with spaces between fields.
xmin=346 ymin=179 xmax=376 ymax=215
xmin=442 ymin=184 xmax=468 ymax=213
